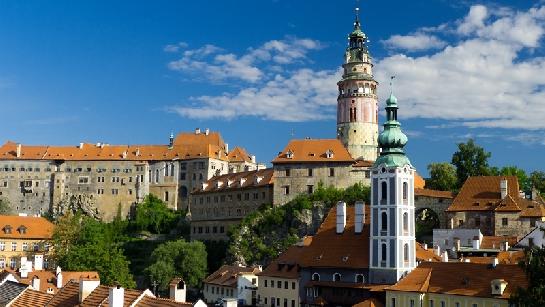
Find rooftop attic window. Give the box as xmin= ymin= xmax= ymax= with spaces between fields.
xmin=326 ymin=150 xmax=334 ymax=159
xmin=473 ymin=202 xmax=479 ymax=206
xmin=18 ymin=226 xmax=27 ymax=234
xmin=3 ymin=225 xmax=12 ymax=234
xmin=286 ymin=150 xmax=294 ymax=159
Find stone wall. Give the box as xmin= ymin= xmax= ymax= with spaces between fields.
xmin=414 ymin=195 xmax=452 ymax=229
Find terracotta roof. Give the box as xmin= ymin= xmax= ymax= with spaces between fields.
xmin=0 ymin=131 xmax=230 ymax=162
xmin=227 ymin=147 xmax=252 ymax=163
xmin=414 ymin=172 xmax=425 ymax=189
xmin=258 ymin=237 xmax=313 ymax=279
xmin=272 ymin=139 xmax=354 ymax=164
xmin=136 ymin=296 xmax=192 ymax=307
xmin=387 ymin=262 xmax=527 ymax=300
xmin=46 ymin=280 xmax=80 ymax=306
xmin=203 ymin=265 xmax=261 ymax=288
xmin=462 ymin=250 xmax=525 ymax=265
xmin=12 ymin=269 xmax=99 ymax=294
xmin=480 ymin=236 xmax=518 ymax=250
xmin=415 ymin=188 xmax=453 ymax=199
xmin=352 ymin=298 xmax=384 ymax=307
xmin=191 ymin=168 xmax=273 ymax=194
xmin=11 ymin=288 xmax=53 ymax=307
xmin=352 ymin=160 xmax=374 ymax=168
xmin=446 ymin=176 xmax=545 ymax=215
xmin=79 ymin=284 xmax=144 ymax=306
xmin=0 ymin=215 xmax=54 ymax=239
xmin=298 ymin=206 xmax=370 ymax=269
xmin=415 ymin=243 xmax=442 ymax=262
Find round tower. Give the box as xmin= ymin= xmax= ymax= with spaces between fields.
xmin=336 ymin=7 xmax=379 ymax=162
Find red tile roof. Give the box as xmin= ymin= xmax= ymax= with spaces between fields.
xmin=480 ymin=236 xmax=518 ymax=249
xmin=10 ymin=288 xmax=53 ymax=307
xmin=191 ymin=168 xmax=273 ymax=194
xmin=447 ymin=176 xmax=545 ymax=216
xmin=272 ymin=139 xmax=354 ymax=164
xmin=227 ymin=147 xmax=253 ymax=163
xmin=258 ymin=237 xmax=312 ymax=279
xmin=387 ymin=262 xmax=527 ymax=300
xmin=45 ymin=280 xmax=80 ymax=307
xmin=204 ymin=265 xmax=261 ymax=288
xmin=0 ymin=215 xmax=54 ymax=240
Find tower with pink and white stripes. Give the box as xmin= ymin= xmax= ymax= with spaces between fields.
xmin=336 ymin=7 xmax=379 ymax=162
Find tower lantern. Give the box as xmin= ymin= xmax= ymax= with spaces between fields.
xmin=336 ymin=6 xmax=379 ymax=162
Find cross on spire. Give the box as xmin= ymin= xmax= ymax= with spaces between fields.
xmin=354 ymin=0 xmax=361 ymax=29
xmin=390 ymin=75 xmax=396 ymax=94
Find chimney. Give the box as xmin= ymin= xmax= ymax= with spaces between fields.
xmin=225 ymin=143 xmax=229 ymax=154
xmin=108 ymin=285 xmax=124 ymax=307
xmin=423 ymin=243 xmax=428 ymax=250
xmin=56 ymin=268 xmax=63 ymax=289
xmin=32 ymin=276 xmax=40 ymax=291
xmin=195 ymin=128 xmax=201 ymax=135
xmin=79 ymin=278 xmax=100 ymax=303
xmin=336 ymin=201 xmax=347 ymax=234
xmin=79 ymin=143 xmax=84 ymax=149
xmin=135 ymin=148 xmax=141 ymax=157
xmin=464 ymin=258 xmax=471 ymax=263
xmin=441 ymin=251 xmax=449 ymax=262
xmin=472 ymin=238 xmax=481 ymax=249
xmin=502 ymin=241 xmax=509 ymax=251
xmin=492 ymin=257 xmax=499 ymax=267
xmin=251 ymin=155 xmax=256 ymax=163
xmin=16 ymin=143 xmax=22 ymax=158
xmin=355 ymin=201 xmax=365 ymax=234
xmin=205 ymin=128 xmax=210 ymax=136
xmin=34 ymin=254 xmax=43 ymax=271
xmin=20 ymin=256 xmax=30 ymax=278
xmin=201 ymin=183 xmax=208 ymax=190
xmin=500 ymin=178 xmax=508 ymax=199
xmin=169 ymin=278 xmax=186 ymax=303
xmin=434 ymin=245 xmax=441 ymax=256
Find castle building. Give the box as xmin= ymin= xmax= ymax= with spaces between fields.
xmin=369 ymin=92 xmax=416 ymax=284
xmin=336 ymin=10 xmax=379 ymax=162
xmin=0 ymin=129 xmax=260 ymax=220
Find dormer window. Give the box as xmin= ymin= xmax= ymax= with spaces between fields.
xmin=18 ymin=225 xmax=27 ymax=234
xmin=286 ymin=150 xmax=294 ymax=159
xmin=3 ymin=225 xmax=12 ymax=234
xmin=326 ymin=150 xmax=334 ymax=159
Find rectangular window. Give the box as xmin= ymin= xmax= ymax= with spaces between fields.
xmin=264 ymin=279 xmax=268 ymax=287
xmin=284 ymin=281 xmax=288 ymax=289
xmin=475 ymin=217 xmax=481 ymax=226
xmin=285 ymin=168 xmax=290 ymax=177
xmin=283 ymin=186 xmax=290 ymax=195
xmin=0 ymin=242 xmax=4 ymax=251
xmin=277 ymin=280 xmax=281 ymax=288
xmin=307 ymin=185 xmax=314 ymax=194
xmin=22 ymin=242 xmax=28 ymax=251
xmin=11 ymin=242 xmax=16 ymax=251
xmin=329 ymin=168 xmax=335 ymax=177
xmin=78 ymin=176 xmax=89 ymax=184
xmin=308 ymin=168 xmax=313 ymax=177
xmin=391 ymin=298 xmax=395 ymax=307
xmin=410 ymin=300 xmax=415 ymax=307
xmin=292 ymin=282 xmax=295 ymax=289
xmin=502 ymin=218 xmax=508 ymax=226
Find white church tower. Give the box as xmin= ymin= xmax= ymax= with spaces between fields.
xmin=369 ymin=89 xmax=416 ymax=284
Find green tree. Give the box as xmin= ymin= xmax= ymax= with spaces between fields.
xmin=146 ymin=240 xmax=207 ymax=291
xmin=425 ymin=162 xmax=458 ymax=191
xmin=52 ymin=214 xmax=135 ymax=288
xmin=510 ymin=244 xmax=545 ymax=306
xmin=0 ymin=198 xmax=12 ymax=215
xmin=134 ymin=195 xmax=178 ymax=234
xmin=530 ymin=171 xmax=545 ymax=198
xmin=451 ymin=139 xmax=491 ymax=187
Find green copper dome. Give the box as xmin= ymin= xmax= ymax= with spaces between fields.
xmin=374 ymin=93 xmax=412 ymax=168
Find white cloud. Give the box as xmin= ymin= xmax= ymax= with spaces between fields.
xmin=383 ymin=33 xmax=447 ymax=52
xmin=375 ymin=4 xmax=545 ymax=130
xmin=163 ymin=42 xmax=189 ymax=53
xmin=168 ymin=68 xmax=341 ymax=121
xmin=166 ymin=37 xmax=322 ymax=83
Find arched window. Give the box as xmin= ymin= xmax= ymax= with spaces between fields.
xmin=404 ymin=243 xmax=409 ymax=262
xmin=381 ymin=212 xmax=388 ymax=231
xmin=403 ymin=212 xmax=409 ymax=232
xmin=355 ymin=274 xmax=364 ymax=283
xmin=312 ymin=273 xmax=320 ymax=281
xmin=381 ymin=244 xmax=387 ymax=262
xmin=381 ymin=181 xmax=387 ymax=202
xmin=333 ymin=273 xmax=341 ymax=282
xmin=403 ymin=182 xmax=408 ymax=200
xmin=170 ymin=164 xmax=175 ymax=177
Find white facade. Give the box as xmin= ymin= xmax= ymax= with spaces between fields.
xmin=369 ymin=164 xmax=416 ymax=284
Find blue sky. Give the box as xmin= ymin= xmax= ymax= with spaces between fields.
xmin=0 ymin=0 xmax=544 ymax=176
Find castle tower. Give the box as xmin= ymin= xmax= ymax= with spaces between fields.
xmin=369 ymin=90 xmax=416 ymax=284
xmin=336 ymin=7 xmax=379 ymax=161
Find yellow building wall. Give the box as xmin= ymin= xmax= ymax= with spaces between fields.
xmin=257 ymin=276 xmax=299 ymax=307
xmin=0 ymin=237 xmax=52 ymax=269
xmin=387 ymin=291 xmax=508 ymax=307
